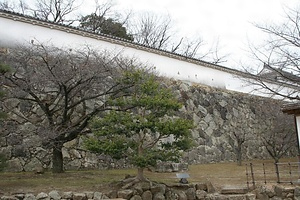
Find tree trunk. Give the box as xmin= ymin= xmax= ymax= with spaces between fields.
xmin=136 ymin=168 xmax=146 ymax=181
xmin=236 ymin=144 xmax=242 ymax=166
xmin=52 ymin=143 xmax=64 ymax=173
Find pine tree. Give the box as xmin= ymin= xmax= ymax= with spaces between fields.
xmin=85 ymin=69 xmax=193 ymax=181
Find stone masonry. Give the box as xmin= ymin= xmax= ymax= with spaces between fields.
xmin=0 ymin=81 xmax=297 ymax=172
xmin=0 ymin=181 xmax=299 ymax=200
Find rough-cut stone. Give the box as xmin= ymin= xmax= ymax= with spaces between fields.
xmin=1 ymin=196 xmax=18 ymax=200
xmin=221 ymin=194 xmax=246 ymax=200
xmin=270 ymin=197 xmax=281 ymax=200
xmin=130 ymin=195 xmax=142 ymax=200
xmin=135 ymin=182 xmax=151 ymax=191
xmin=106 ymin=190 xmax=117 ymax=199
xmin=6 ymin=158 xmax=24 ymax=172
xmin=141 ymin=190 xmax=152 ymax=200
xmin=185 ymin=188 xmax=196 ymax=200
xmin=295 ymin=187 xmax=300 ymax=197
xmin=165 ymin=190 xmax=178 ymax=200
xmin=221 ymin=186 xmax=248 ymax=194
xmin=49 ymin=191 xmax=61 ymax=200
xmin=14 ymin=193 xmax=25 ymax=200
xmin=196 ymin=190 xmax=207 ymax=199
xmin=64 ymin=139 xmax=77 ymax=148
xmin=0 ymin=146 xmax=12 ymax=159
xmin=175 ymin=190 xmax=187 ymax=200
xmin=24 ymin=157 xmax=43 ymax=172
xmin=117 ymin=190 xmax=133 ymax=199
xmin=257 ymin=185 xmax=275 ymax=198
xmin=84 ymin=192 xmax=93 ymax=200
xmin=132 ymin=186 xmax=143 ymax=195
xmin=61 ymin=192 xmax=73 ymax=199
xmin=151 ymin=184 xmax=166 ymax=194
xmin=245 ymin=194 xmax=256 ymax=200
xmin=274 ymin=185 xmax=294 ymax=198
xmin=256 ymin=193 xmax=269 ymax=200
xmin=153 ymin=193 xmax=165 ymax=200
xmin=6 ymin=133 xmax=22 ymax=146
xmin=11 ymin=145 xmax=27 ymax=158
xmin=195 ymin=183 xmax=207 ymax=191
xmin=36 ymin=192 xmax=49 ymax=200
xmin=92 ymin=192 xmax=105 ymax=200
xmin=72 ymin=193 xmax=87 ymax=200
xmin=24 ymin=194 xmax=36 ymax=200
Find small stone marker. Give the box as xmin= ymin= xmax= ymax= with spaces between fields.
xmin=176 ymin=173 xmax=190 ymax=184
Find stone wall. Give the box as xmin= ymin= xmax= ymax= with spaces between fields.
xmin=172 ymin=82 xmax=297 ymax=164
xmin=0 ymin=182 xmax=299 ymax=200
xmin=0 ymin=81 xmax=297 ymax=172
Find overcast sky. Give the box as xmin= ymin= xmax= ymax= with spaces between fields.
xmin=111 ymin=0 xmax=299 ymax=69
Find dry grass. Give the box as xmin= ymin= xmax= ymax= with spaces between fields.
xmin=0 ymin=157 xmax=298 ymax=195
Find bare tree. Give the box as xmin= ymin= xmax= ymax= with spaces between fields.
xmin=32 ymin=0 xmax=80 ymax=24
xmin=244 ymin=7 xmax=300 ymax=100
xmin=0 ymin=0 xmax=80 ymax=24
xmin=0 ymin=0 xmax=28 ymax=14
xmin=128 ymin=12 xmax=227 ymax=64
xmin=0 ymin=61 xmax=11 ymax=120
xmin=0 ymin=43 xmax=142 ymax=173
xmin=257 ymin=103 xmax=297 ymax=163
xmin=128 ymin=12 xmax=175 ymax=50
xmin=228 ymin=116 xmax=249 ymax=166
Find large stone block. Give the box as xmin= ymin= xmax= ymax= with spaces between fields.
xmin=61 ymin=192 xmax=73 ymax=199
xmin=141 ymin=191 xmax=152 ymax=200
xmin=185 ymin=188 xmax=196 ymax=200
xmin=48 ymin=191 xmax=61 ymax=200
xmin=24 ymin=194 xmax=36 ymax=200
xmin=6 ymin=133 xmax=22 ymax=146
xmin=72 ymin=193 xmax=87 ymax=200
xmin=221 ymin=186 xmax=248 ymax=195
xmin=24 ymin=157 xmax=43 ymax=172
xmin=151 ymin=184 xmax=166 ymax=194
xmin=1 ymin=196 xmax=18 ymax=200
xmin=153 ymin=193 xmax=165 ymax=200
xmin=6 ymin=158 xmax=24 ymax=172
xmin=117 ymin=190 xmax=133 ymax=199
xmin=130 ymin=195 xmax=142 ymax=200
xmin=36 ymin=192 xmax=49 ymax=200
xmin=274 ymin=185 xmax=294 ymax=198
xmin=195 ymin=190 xmax=207 ymax=199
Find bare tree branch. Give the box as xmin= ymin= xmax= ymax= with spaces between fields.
xmin=0 ymin=43 xmax=146 ymax=172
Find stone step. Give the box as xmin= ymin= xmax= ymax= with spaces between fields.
xmin=221 ymin=185 xmax=248 ymax=194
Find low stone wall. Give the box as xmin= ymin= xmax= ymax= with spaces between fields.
xmin=1 ymin=182 xmax=299 ymax=200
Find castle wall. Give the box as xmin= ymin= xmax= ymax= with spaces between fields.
xmin=0 ymin=82 xmax=296 ymax=172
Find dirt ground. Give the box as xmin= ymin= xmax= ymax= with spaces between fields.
xmin=0 ymin=157 xmax=298 ymax=195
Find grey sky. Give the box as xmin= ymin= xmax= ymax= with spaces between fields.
xmin=113 ymin=0 xmax=299 ymax=68
xmin=3 ymin=0 xmax=300 ymax=68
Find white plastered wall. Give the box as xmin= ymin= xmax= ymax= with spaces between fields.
xmin=0 ymin=16 xmax=291 ymax=98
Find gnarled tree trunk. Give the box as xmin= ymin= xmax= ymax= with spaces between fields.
xmin=52 ymin=143 xmax=64 ymax=173
xmin=136 ymin=168 xmax=146 ymax=181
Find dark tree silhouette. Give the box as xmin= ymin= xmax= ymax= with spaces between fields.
xmin=0 ymin=0 xmax=80 ymax=24
xmin=244 ymin=7 xmax=300 ymax=100
xmin=0 ymin=43 xmax=142 ymax=173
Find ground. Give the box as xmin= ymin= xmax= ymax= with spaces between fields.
xmin=0 ymin=158 xmax=298 ymax=195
